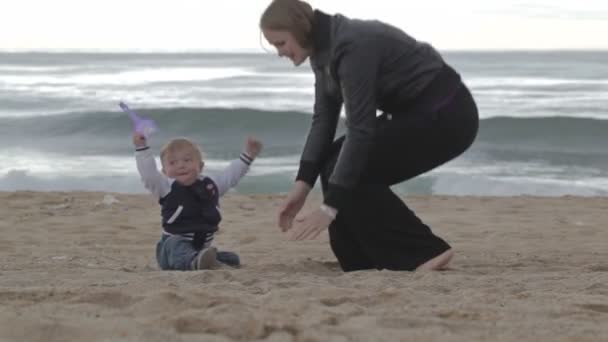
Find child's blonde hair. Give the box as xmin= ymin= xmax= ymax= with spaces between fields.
xmin=260 ymin=0 xmax=314 ymax=48
xmin=160 ymin=138 xmax=204 ymax=166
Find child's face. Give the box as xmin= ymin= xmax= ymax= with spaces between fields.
xmin=162 ymin=148 xmax=203 ymax=186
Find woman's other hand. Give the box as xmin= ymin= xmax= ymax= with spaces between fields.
xmin=277 ymin=180 xmax=311 ymax=232
xmin=288 ymin=207 xmax=334 ymax=240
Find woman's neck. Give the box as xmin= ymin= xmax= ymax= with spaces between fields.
xmin=311 ymin=10 xmax=332 ymax=54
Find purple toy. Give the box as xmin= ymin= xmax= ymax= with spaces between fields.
xmin=119 ymin=101 xmax=158 ymax=138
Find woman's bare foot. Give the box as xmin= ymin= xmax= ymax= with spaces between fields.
xmin=415 ymin=248 xmax=454 ymax=271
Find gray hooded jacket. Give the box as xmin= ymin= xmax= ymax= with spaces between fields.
xmin=296 ymin=10 xmax=455 ymax=209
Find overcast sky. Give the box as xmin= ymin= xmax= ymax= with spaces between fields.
xmin=1 ymin=0 xmax=607 ymax=51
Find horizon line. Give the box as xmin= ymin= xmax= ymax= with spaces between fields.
xmin=1 ymin=47 xmax=608 ymax=54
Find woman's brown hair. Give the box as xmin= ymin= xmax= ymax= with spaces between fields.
xmin=260 ymin=0 xmax=314 ymax=48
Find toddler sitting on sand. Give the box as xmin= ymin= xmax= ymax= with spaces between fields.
xmin=133 ymin=132 xmax=262 ymax=270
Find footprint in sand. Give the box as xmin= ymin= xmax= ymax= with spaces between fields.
xmin=118 ymin=224 xmax=136 ymax=230
xmin=70 ymin=291 xmax=140 ymax=309
xmin=172 ymin=317 xmax=210 ymax=334
xmin=320 ymin=297 xmax=351 ymax=307
xmin=578 ymin=304 xmax=608 ymax=314
xmin=171 ymin=314 xmax=269 ymax=339
xmin=239 ymin=236 xmax=257 ymax=244
xmin=589 ymin=265 xmax=608 ymax=272
xmin=239 ymin=203 xmax=256 ymax=211
xmin=0 ymin=289 xmax=76 ymax=303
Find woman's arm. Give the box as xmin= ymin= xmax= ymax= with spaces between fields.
xmin=324 ymin=40 xmax=380 ymax=210
xmin=296 ymin=68 xmax=343 ymax=187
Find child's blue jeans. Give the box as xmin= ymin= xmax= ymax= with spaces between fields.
xmin=156 ymin=234 xmax=240 ymax=270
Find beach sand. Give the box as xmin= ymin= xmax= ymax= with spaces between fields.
xmin=0 ymin=191 xmax=607 ymax=341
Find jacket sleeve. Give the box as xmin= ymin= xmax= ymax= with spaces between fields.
xmin=295 ymin=67 xmax=342 ymax=187
xmin=135 ymin=147 xmax=171 ymax=199
xmin=209 ymin=152 xmax=254 ymax=197
xmin=324 ymin=40 xmax=379 ymax=210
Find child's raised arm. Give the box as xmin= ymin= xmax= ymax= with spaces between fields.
xmin=133 ymin=132 xmax=171 ymax=199
xmin=212 ymin=136 xmax=263 ymax=197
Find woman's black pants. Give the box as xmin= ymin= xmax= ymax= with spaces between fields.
xmin=320 ymin=83 xmax=479 ymax=271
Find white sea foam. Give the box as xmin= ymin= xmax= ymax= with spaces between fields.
xmin=0 ymin=67 xmax=256 ymax=86
xmin=468 ymin=77 xmax=608 ymax=88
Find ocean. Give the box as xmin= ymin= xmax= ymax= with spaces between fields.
xmin=1 ymin=51 xmax=607 ymax=196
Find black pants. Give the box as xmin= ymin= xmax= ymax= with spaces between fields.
xmin=320 ymin=83 xmax=479 ymax=271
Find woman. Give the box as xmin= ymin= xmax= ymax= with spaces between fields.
xmin=260 ymin=0 xmax=479 ymax=271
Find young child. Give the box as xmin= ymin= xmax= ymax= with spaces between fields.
xmin=133 ymin=132 xmax=262 ymax=270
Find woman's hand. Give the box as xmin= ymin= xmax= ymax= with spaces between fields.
xmin=277 ymin=181 xmax=311 ymax=232
xmin=288 ymin=207 xmax=335 ymax=241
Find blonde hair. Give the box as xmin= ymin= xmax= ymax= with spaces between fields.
xmin=260 ymin=0 xmax=314 ymax=48
xmin=160 ymin=138 xmax=203 ymax=166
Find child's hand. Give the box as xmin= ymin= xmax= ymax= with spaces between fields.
xmin=133 ymin=132 xmax=147 ymax=148
xmin=245 ymin=136 xmax=263 ymax=159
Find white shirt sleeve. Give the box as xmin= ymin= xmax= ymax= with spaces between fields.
xmin=209 ymin=152 xmax=254 ymax=197
xmin=135 ymin=147 xmax=171 ymax=199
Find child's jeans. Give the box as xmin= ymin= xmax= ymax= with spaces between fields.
xmin=156 ymin=234 xmax=240 ymax=270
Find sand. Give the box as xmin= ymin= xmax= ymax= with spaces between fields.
xmin=0 ymin=191 xmax=607 ymax=342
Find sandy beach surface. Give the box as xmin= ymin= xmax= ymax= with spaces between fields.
xmin=0 ymin=191 xmax=607 ymax=341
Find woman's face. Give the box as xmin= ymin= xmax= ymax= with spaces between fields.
xmin=263 ymin=29 xmax=310 ymax=66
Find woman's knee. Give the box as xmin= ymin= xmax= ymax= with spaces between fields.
xmin=328 ymin=221 xmax=376 ymax=271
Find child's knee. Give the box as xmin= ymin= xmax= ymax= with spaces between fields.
xmin=159 ymin=236 xmax=196 ymax=271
